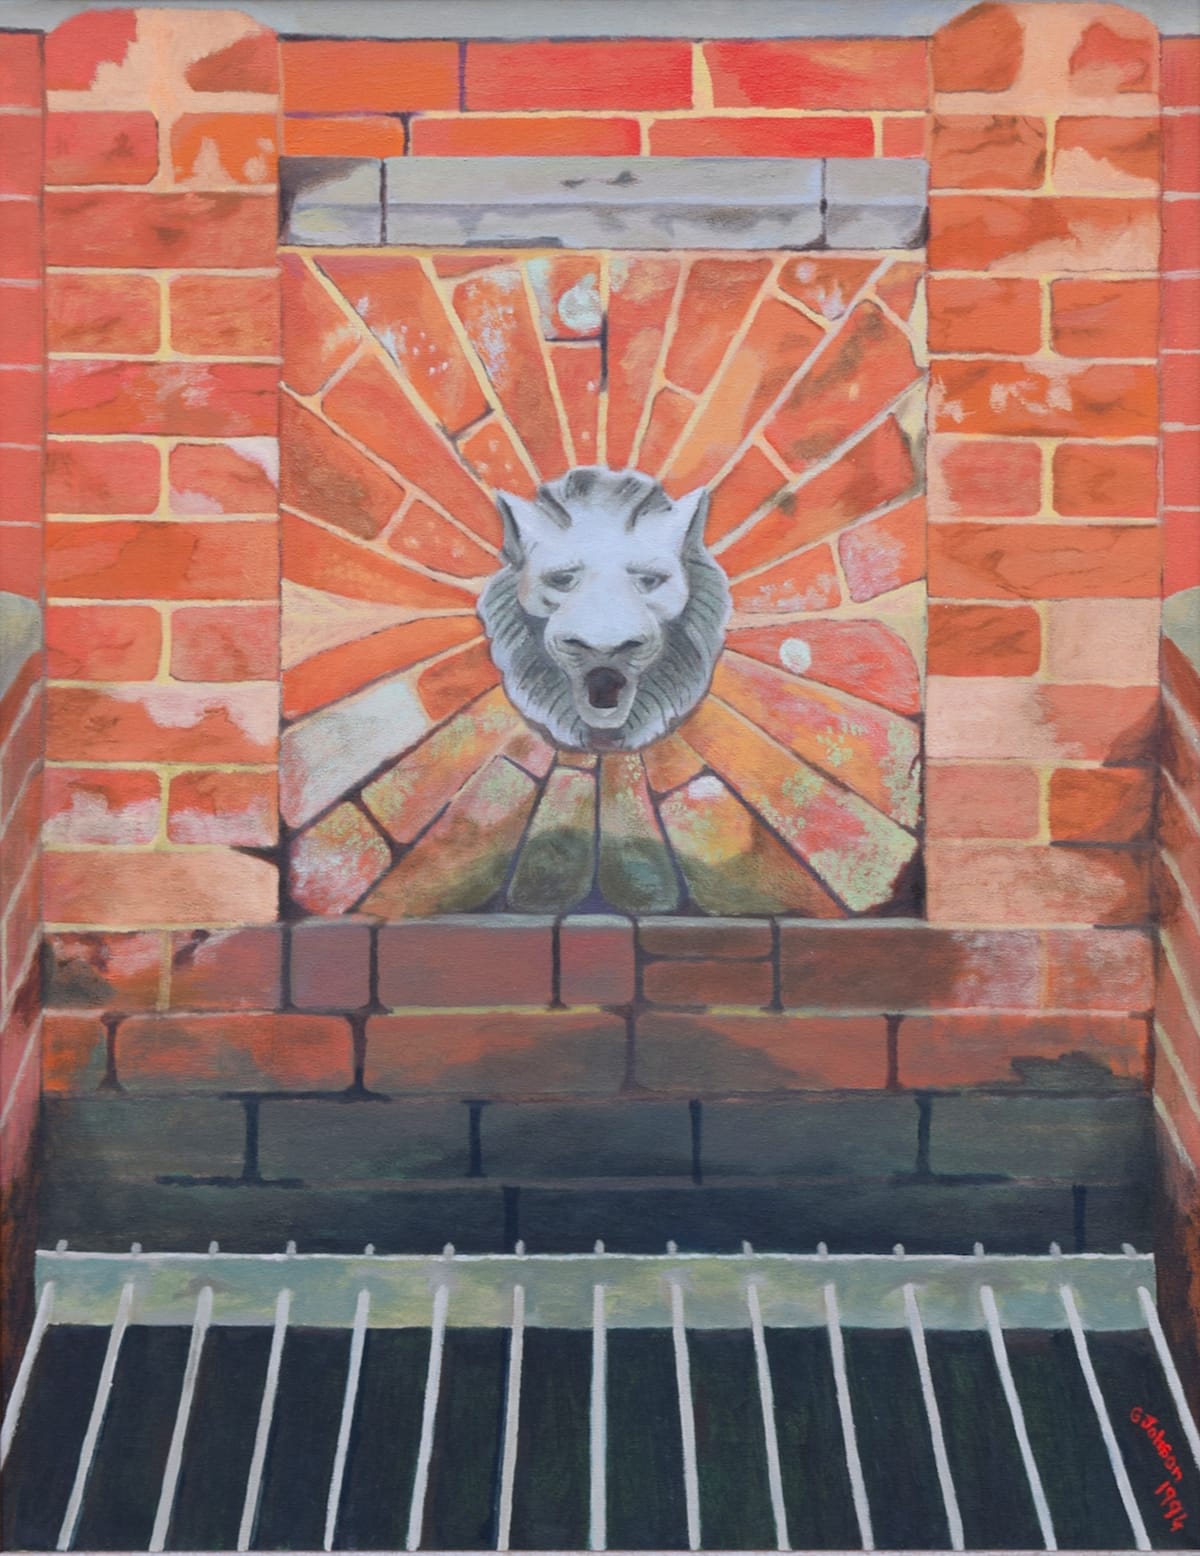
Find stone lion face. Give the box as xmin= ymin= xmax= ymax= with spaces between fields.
xmin=478 ymin=468 xmax=731 ymax=752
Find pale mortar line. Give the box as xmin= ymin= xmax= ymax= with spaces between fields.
xmin=1153 ymin=1091 xmax=1197 ymax=1173
xmin=0 ymin=1015 xmax=42 ymax=1139
xmin=628 ymin=255 xmax=690 ymax=470
xmin=1155 ymin=1023 xmax=1200 ymax=1134
xmin=518 ymin=259 xmax=577 ymax=472
xmin=279 ymin=493 xmax=490 ymax=593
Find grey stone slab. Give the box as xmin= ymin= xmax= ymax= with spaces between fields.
xmin=40 ymin=1097 xmax=246 ymax=1183
xmin=929 ymin=1094 xmax=1152 ymax=1182
xmin=386 ymin=202 xmax=824 ymax=251
xmin=282 ymin=156 xmax=382 ymax=244
xmin=701 ymin=1097 xmax=919 ymax=1179
xmin=257 ymin=1098 xmax=472 ymax=1182
xmin=826 ymin=157 xmax=929 ymax=206
xmin=0 ymin=591 xmax=41 ymax=703
xmin=825 ymin=204 xmax=927 ymax=250
xmin=481 ymin=1102 xmax=693 ymax=1179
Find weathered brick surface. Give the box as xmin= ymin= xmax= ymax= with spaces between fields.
xmin=899 ymin=1013 xmax=1149 ymax=1089
xmin=635 ymin=1013 xmax=889 ymax=1092
xmin=365 ymin=1012 xmax=627 ymax=1096
xmin=377 ymin=920 xmax=554 ymax=1009
xmin=289 ymin=921 xmax=372 ymax=1011
xmin=168 ymin=927 xmax=283 ymax=1011
xmin=559 ymin=918 xmax=636 ymax=1008
xmin=118 ymin=1013 xmax=354 ymax=1093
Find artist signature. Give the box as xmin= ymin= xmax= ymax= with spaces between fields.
xmin=1130 ymin=1406 xmax=1190 ymax=1534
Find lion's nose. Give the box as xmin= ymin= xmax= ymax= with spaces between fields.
xmin=562 ymin=635 xmax=648 ymax=656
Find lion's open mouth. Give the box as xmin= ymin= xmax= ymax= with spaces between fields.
xmin=585 ymin=666 xmax=628 ymax=710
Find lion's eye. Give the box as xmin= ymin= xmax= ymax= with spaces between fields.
xmin=542 ymin=570 xmax=579 ymax=593
xmin=634 ymin=571 xmax=668 ymax=593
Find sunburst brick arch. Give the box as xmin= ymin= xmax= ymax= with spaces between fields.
xmin=280 ymin=245 xmax=927 ymax=919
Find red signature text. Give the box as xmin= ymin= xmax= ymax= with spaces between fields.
xmin=1130 ymin=1406 xmax=1189 ymax=1534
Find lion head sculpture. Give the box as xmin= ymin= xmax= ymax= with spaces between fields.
xmin=478 ymin=467 xmax=731 ymax=752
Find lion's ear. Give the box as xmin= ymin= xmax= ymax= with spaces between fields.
xmin=496 ymin=491 xmax=560 ymax=561
xmin=666 ymin=487 xmax=710 ymax=550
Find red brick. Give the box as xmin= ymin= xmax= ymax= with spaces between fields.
xmin=927 ymin=276 xmax=1041 ymax=355
xmin=1163 ymin=39 xmax=1200 ymax=109
xmin=899 ymin=1014 xmax=1147 ymax=1088
xmin=41 ymin=1014 xmax=108 ymax=1093
xmin=1049 ymin=768 xmax=1153 ymax=844
xmin=365 ymin=1011 xmax=626 ymax=1096
xmin=932 ymin=3 xmax=1023 ymax=93
xmin=0 ymin=282 xmax=43 ymax=367
xmin=0 ymin=651 xmax=39 ymax=741
xmin=1050 ymin=278 xmax=1159 ymax=359
xmin=1052 ymin=442 xmax=1157 ymax=517
xmin=926 ymin=842 xmax=1151 ymax=926
xmin=283 ymin=116 xmax=407 ymax=158
xmin=46 ymin=273 xmax=160 ymax=356
xmin=928 ymin=436 xmax=1042 ymax=518
xmin=636 ymin=1012 xmax=888 ymax=1092
xmin=45 ymin=190 xmax=276 ymax=269
xmin=881 ymin=115 xmax=929 ymax=158
xmin=1044 ymin=928 xmax=1154 ymax=1011
xmin=168 ymin=442 xmax=277 ymax=515
xmin=643 ymin=959 xmax=773 ymax=1009
xmin=44 ymin=849 xmax=278 ymax=928
xmin=648 ymin=116 xmax=873 ymax=157
xmin=928 ymin=679 xmax=1157 ymax=764
xmin=377 ymin=920 xmax=553 ymax=1009
xmin=186 ymin=29 xmax=278 ymax=94
xmin=44 ymin=604 xmax=159 ymax=679
xmin=0 ymin=367 xmax=42 ymax=445
xmin=47 ymin=684 xmax=276 ymax=764
xmin=0 ymin=32 xmax=43 ymax=108
xmin=0 ymin=112 xmax=43 ymax=196
xmin=559 ymin=918 xmax=635 ymax=1007
xmin=46 ymin=439 xmax=160 ymax=514
xmin=466 ymin=40 xmax=692 ymax=111
xmin=281 ymin=394 xmax=404 ymax=541
xmin=171 ymin=113 xmax=276 ymax=187
xmin=1164 ymin=352 xmax=1200 ymax=429
xmin=0 ymin=525 xmax=41 ymax=597
xmin=0 ymin=200 xmax=39 ymax=279
xmin=167 ymin=770 xmax=277 ymax=848
xmin=170 ymin=275 xmax=280 ymax=358
xmin=929 ymin=195 xmax=1158 ymax=274
xmin=838 ymin=498 xmax=925 ymax=603
xmin=1165 ymin=511 xmax=1200 ymax=598
xmin=925 ymin=763 xmax=1041 ymax=840
xmin=289 ymin=921 xmax=372 ymax=1010
xmin=1165 ymin=429 xmax=1200 ymax=508
xmin=170 ymin=604 xmax=279 ymax=680
xmin=45 ymin=10 xmax=136 ymax=91
xmin=169 ymin=926 xmax=282 ymax=1011
xmin=1161 ymin=195 xmax=1200 ymax=273
xmin=0 ymin=773 xmax=41 ymax=900
xmin=410 ymin=115 xmax=641 ymax=157
xmin=0 ymin=688 xmax=41 ymax=824
xmin=932 ymin=359 xmax=1156 ymax=438
xmin=45 ymin=112 xmax=157 ymax=185
xmin=780 ymin=925 xmax=1040 ymax=1011
xmin=929 ymin=522 xmax=1160 ymax=599
xmin=2 ymin=843 xmax=40 ymax=1003
xmin=927 ymin=603 xmax=1041 ymax=675
xmin=49 ymin=362 xmax=277 ymax=437
xmin=47 ymin=519 xmax=278 ymax=599
xmin=705 ymin=39 xmax=928 ymax=109
xmin=118 ymin=1013 xmax=352 ymax=1092
xmin=0 ymin=446 xmax=41 ymax=523
xmin=931 ymin=114 xmax=1046 ymax=190
xmin=639 ymin=920 xmax=774 ymax=959
xmin=44 ymin=930 xmax=162 ymax=1010
xmin=1068 ymin=16 xmax=1155 ymax=96
xmin=1165 ymin=278 xmax=1200 ymax=352
xmin=44 ymin=768 xmax=160 ymax=846
xmin=1053 ymin=117 xmax=1159 ymax=193
xmin=283 ymin=40 xmax=459 ymax=112
xmin=1156 ymin=1047 xmax=1200 ymax=1174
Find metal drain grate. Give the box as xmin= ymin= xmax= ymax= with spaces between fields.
xmin=3 ymin=1242 xmax=1199 ymax=1552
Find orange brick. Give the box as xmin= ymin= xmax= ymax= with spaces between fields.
xmin=283 ymin=40 xmax=459 ymax=112
xmin=1068 ymin=15 xmax=1156 ymax=96
xmin=118 ymin=1014 xmax=351 ymax=1092
xmin=47 ymin=684 xmax=276 ymax=765
xmin=665 ymin=257 xmax=772 ymax=394
xmin=46 ymin=439 xmax=160 ymax=514
xmin=1164 ymin=114 xmax=1200 ymax=195
xmin=171 ymin=113 xmax=276 ymax=186
xmin=0 ymin=446 xmax=41 ymax=524
xmin=925 ymin=763 xmax=1041 ymax=840
xmin=900 ymin=1014 xmax=1146 ymax=1088
xmin=648 ymin=116 xmax=873 ymax=157
xmin=0 ymin=32 xmax=43 ymax=109
xmin=45 ymin=10 xmax=137 ymax=92
xmin=283 ymin=115 xmax=406 ymax=158
xmin=704 ymin=39 xmax=928 ymax=109
xmin=0 ymin=282 xmax=43 ymax=366
xmin=281 ymin=393 xmax=405 ymax=540
xmin=44 ymin=112 xmax=157 ymax=185
xmin=1163 ymin=39 xmax=1200 ymax=109
xmin=44 ymin=848 xmax=278 ymax=927
xmin=167 ymin=770 xmax=277 ymax=847
xmin=1049 ymin=768 xmax=1153 ymax=844
xmin=45 ymin=190 xmax=276 ymax=269
xmin=0 ymin=366 xmax=42 ymax=445
xmin=929 ymin=194 xmax=1158 ymax=274
xmin=0 ymin=112 xmax=43 ymax=196
xmin=926 ymin=843 xmax=1151 ymax=927
xmin=1164 ymin=352 xmax=1200 ymax=429
xmin=1050 ymin=278 xmax=1159 ymax=358
xmin=46 ymin=603 xmax=162 ymax=679
xmin=931 ymin=359 xmax=1157 ymax=438
xmin=931 ymin=3 xmax=1023 ymax=93
xmin=280 ymin=252 xmax=359 ymax=398
xmin=170 ymin=274 xmax=280 ymax=357
xmin=930 ymin=114 xmax=1046 ymax=189
xmin=44 ymin=768 xmax=161 ymax=846
xmin=1045 ymin=928 xmax=1155 ymax=1012
xmin=185 ymin=29 xmax=278 ymax=94
xmin=927 ymin=276 xmax=1041 ymax=354
xmin=46 ymin=273 xmax=161 ymax=356
xmin=168 ymin=442 xmax=277 ymax=515
xmin=927 ymin=519 xmax=1164 ymax=597
xmin=42 ymin=1015 xmax=108 ymax=1094
xmin=927 ymin=679 xmax=1157 ymax=764
xmin=927 ymin=603 xmax=1041 ymax=675
xmin=927 ymin=436 xmax=1042 ymax=518
xmin=881 ymin=115 xmax=929 ymax=158
xmin=170 ymin=604 xmax=279 ymax=680
xmin=48 ymin=362 xmax=278 ymax=436
xmin=1052 ymin=442 xmax=1157 ymax=517
xmin=466 ymin=40 xmax=692 ymax=111
xmin=0 ymin=200 xmax=39 ymax=279
xmin=47 ymin=519 xmax=278 ymax=600
xmin=410 ymin=115 xmax=641 ymax=157
xmin=1054 ymin=117 xmax=1159 ymax=193
xmin=838 ymin=499 xmax=925 ymax=603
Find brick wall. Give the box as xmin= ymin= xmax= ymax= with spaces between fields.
xmin=1155 ymin=32 xmax=1200 ymax=1415
xmin=0 ymin=27 xmax=46 ymax=1393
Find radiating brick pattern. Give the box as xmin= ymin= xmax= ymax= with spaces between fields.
xmin=278 ymin=248 xmax=927 ymax=918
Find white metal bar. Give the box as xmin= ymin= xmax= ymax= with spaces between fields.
xmin=323 ymin=1287 xmax=371 ymax=1553
xmin=238 ymin=1287 xmax=292 ymax=1554
xmin=823 ymin=1281 xmax=874 ymax=1552
xmin=1060 ymin=1283 xmax=1150 ymax=1552
xmin=495 ymin=1284 xmax=526 ymax=1552
xmin=405 ymin=1283 xmax=449 ymax=1553
xmin=57 ymin=1280 xmax=135 ymax=1552
xmin=0 ymin=1279 xmax=55 ymax=1468
xmin=904 ymin=1284 xmax=964 ymax=1553
xmin=149 ymin=1284 xmax=214 ymax=1553
xmin=1137 ymin=1284 xmax=1200 ymax=1477
xmin=979 ymin=1285 xmax=1056 ymax=1552
xmin=589 ymin=1283 xmax=607 ymax=1553
xmin=747 ymin=1283 xmax=790 ymax=1552
xmin=669 ymin=1280 xmax=702 ymax=1553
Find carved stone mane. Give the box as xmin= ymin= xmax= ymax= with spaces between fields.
xmin=478 ymin=468 xmax=730 ymax=752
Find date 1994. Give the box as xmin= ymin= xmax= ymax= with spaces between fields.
xmin=1130 ymin=1405 xmax=1189 ymax=1534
